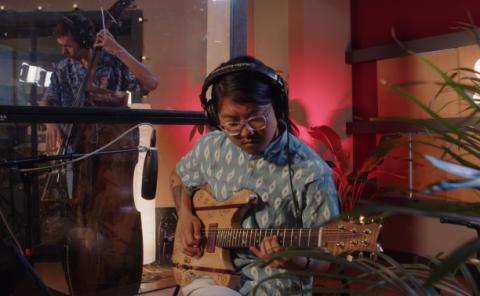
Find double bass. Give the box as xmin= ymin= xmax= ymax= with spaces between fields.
xmin=44 ymin=1 xmax=144 ymax=295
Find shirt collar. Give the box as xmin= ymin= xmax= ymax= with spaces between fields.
xmin=260 ymin=126 xmax=290 ymax=165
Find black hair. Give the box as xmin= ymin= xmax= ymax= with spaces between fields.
xmin=206 ymin=56 xmax=298 ymax=135
xmin=54 ymin=13 xmax=95 ymax=48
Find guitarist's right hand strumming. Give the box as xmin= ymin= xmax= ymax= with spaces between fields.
xmin=171 ymin=170 xmax=206 ymax=258
xmin=178 ymin=209 xmax=203 ymax=257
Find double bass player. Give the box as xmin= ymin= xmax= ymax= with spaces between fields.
xmin=40 ymin=11 xmax=158 ymax=295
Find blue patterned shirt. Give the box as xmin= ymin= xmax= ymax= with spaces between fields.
xmin=44 ymin=49 xmax=140 ymax=107
xmin=176 ymin=129 xmax=340 ymax=296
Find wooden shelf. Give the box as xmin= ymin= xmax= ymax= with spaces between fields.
xmin=346 ymin=30 xmax=480 ymax=64
xmin=346 ymin=117 xmax=480 ymax=134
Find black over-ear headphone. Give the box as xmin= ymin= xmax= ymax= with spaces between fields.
xmin=61 ymin=14 xmax=95 ymax=48
xmin=199 ymin=60 xmax=289 ymax=127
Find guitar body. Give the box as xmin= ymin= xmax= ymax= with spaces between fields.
xmin=172 ymin=189 xmax=254 ymax=288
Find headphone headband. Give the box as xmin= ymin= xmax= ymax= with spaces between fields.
xmin=199 ymin=58 xmax=289 ymax=127
xmin=201 ymin=62 xmax=286 ymax=104
xmin=60 ymin=14 xmax=94 ymax=48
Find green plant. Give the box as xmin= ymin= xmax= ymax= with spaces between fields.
xmin=308 ymin=125 xmax=404 ymax=211
xmin=253 ymin=42 xmax=480 ymax=296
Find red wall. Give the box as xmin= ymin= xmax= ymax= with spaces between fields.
xmin=351 ymin=0 xmax=480 ymax=49
xmin=350 ymin=0 xmax=480 ymax=169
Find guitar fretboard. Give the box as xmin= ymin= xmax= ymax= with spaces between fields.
xmin=209 ymin=227 xmax=322 ymax=249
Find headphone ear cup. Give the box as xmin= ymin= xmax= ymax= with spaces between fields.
xmin=78 ymin=27 xmax=94 ymax=48
xmin=205 ymin=102 xmax=218 ymax=127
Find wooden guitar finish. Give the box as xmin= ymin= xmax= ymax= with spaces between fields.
xmin=172 ymin=189 xmax=381 ymax=288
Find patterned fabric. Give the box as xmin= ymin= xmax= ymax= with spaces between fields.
xmin=43 ymin=49 xmax=140 ymax=107
xmin=176 ymin=129 xmax=340 ymax=296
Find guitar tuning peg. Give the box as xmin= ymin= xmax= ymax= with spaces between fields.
xmin=358 ymin=252 xmax=364 ymax=259
xmin=359 ymin=216 xmax=365 ymax=225
xmin=346 ymin=254 xmax=353 ymax=262
xmin=370 ymin=252 xmax=378 ymax=261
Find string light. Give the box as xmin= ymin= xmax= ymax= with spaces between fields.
xmin=138 ymin=17 xmax=144 ymax=23
xmin=73 ymin=3 xmax=79 ymax=10
xmin=141 ymin=55 xmax=147 ymax=61
xmin=0 ymin=5 xmax=5 ymax=11
xmin=37 ymin=6 xmax=43 ymax=11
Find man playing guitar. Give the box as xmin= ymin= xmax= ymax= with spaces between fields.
xmin=171 ymin=56 xmax=340 ymax=295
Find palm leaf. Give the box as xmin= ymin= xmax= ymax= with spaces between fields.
xmin=425 ymin=238 xmax=480 ymax=288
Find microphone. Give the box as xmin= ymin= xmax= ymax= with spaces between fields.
xmin=141 ymin=128 xmax=158 ymax=200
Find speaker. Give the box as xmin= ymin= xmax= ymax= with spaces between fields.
xmin=199 ymin=57 xmax=289 ymax=127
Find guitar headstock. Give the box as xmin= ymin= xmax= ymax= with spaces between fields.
xmin=322 ymin=218 xmax=381 ymax=257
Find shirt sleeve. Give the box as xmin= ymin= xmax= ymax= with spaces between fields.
xmin=116 ymin=56 xmax=148 ymax=96
xmin=42 ymin=70 xmax=61 ymax=106
xmin=175 ymin=135 xmax=208 ymax=196
xmin=302 ymin=173 xmax=340 ymax=228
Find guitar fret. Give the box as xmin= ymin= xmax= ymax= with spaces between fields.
xmin=224 ymin=229 xmax=227 ymax=247
xmin=233 ymin=229 xmax=237 ymax=246
xmin=289 ymin=229 xmax=293 ymax=247
xmin=239 ymin=229 xmax=244 ymax=247
xmin=217 ymin=229 xmax=221 ymax=247
xmin=241 ymin=229 xmax=245 ymax=247
xmin=222 ymin=230 xmax=226 ymax=247
xmin=308 ymin=228 xmax=311 ymax=248
xmin=298 ymin=229 xmax=302 ymax=248
xmin=318 ymin=228 xmax=323 ymax=247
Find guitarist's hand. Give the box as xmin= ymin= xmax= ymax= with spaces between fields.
xmin=250 ymin=236 xmax=307 ymax=270
xmin=178 ymin=210 xmax=203 ymax=257
xmin=250 ymin=236 xmax=289 ymax=268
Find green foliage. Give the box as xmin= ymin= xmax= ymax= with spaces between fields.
xmin=254 ymin=40 xmax=480 ymax=296
xmin=308 ymin=125 xmax=404 ymax=210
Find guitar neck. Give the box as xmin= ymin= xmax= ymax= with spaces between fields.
xmin=212 ymin=227 xmax=322 ymax=249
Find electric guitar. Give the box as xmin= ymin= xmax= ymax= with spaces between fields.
xmin=172 ymin=189 xmax=381 ymax=288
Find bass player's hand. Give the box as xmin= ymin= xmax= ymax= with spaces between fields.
xmin=45 ymin=123 xmax=62 ymax=155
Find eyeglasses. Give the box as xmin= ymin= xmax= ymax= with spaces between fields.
xmin=220 ymin=108 xmax=271 ymax=136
